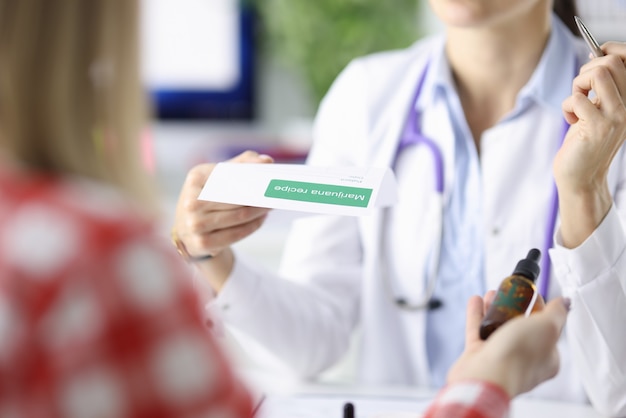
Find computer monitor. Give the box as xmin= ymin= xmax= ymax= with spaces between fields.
xmin=141 ymin=0 xmax=255 ymax=120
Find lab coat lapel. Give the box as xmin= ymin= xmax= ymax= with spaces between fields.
xmin=360 ymin=53 xmax=431 ymax=256
xmin=358 ymin=50 xmax=434 ymax=386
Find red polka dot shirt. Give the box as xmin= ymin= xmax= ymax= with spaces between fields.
xmin=0 ymin=168 xmax=253 ymax=418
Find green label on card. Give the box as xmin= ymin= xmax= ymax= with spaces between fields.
xmin=264 ymin=179 xmax=372 ymax=207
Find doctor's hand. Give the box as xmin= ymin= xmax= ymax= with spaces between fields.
xmin=555 ymin=41 xmax=626 ymax=248
xmin=446 ymin=294 xmax=569 ymax=398
xmin=172 ymin=151 xmax=274 ymax=292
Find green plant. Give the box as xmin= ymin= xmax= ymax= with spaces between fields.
xmin=252 ymin=0 xmax=421 ymax=103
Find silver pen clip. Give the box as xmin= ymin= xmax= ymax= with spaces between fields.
xmin=574 ymin=16 xmax=604 ymax=58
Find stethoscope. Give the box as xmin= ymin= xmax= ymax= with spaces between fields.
xmin=382 ymin=59 xmax=573 ymax=311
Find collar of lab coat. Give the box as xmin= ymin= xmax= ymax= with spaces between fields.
xmin=518 ymin=14 xmax=583 ymax=114
xmin=365 ymin=41 xmax=436 ymax=169
xmin=414 ymin=13 xmax=582 ymax=122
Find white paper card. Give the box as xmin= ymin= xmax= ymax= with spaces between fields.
xmin=198 ymin=163 xmax=398 ymax=216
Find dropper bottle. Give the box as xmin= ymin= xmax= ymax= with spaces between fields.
xmin=479 ymin=249 xmax=541 ymax=340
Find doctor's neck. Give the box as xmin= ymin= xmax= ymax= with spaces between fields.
xmin=444 ymin=6 xmax=551 ymax=140
xmin=447 ymin=12 xmax=550 ymax=96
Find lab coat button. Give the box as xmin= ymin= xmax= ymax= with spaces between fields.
xmin=491 ymin=227 xmax=500 ymax=236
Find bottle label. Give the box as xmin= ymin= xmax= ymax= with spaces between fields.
xmin=491 ymin=276 xmax=537 ymax=316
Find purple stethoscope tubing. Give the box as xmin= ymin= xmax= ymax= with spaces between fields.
xmin=397 ymin=59 xmax=577 ymax=302
xmin=397 ymin=63 xmax=445 ymax=194
xmin=540 ymin=119 xmax=568 ymax=300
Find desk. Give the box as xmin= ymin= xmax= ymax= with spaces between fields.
xmin=250 ymin=379 xmax=605 ymax=418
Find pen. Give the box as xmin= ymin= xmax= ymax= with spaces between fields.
xmin=343 ymin=402 xmax=355 ymax=418
xmin=574 ymin=16 xmax=604 ymax=58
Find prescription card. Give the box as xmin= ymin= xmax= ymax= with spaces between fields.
xmin=198 ymin=163 xmax=398 ymax=216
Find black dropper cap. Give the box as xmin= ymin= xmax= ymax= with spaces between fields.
xmin=512 ymin=248 xmax=541 ymax=282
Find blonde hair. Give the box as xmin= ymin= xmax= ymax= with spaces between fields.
xmin=0 ymin=0 xmax=156 ymax=207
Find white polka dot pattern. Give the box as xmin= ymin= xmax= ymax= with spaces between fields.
xmin=39 ymin=284 xmax=104 ymax=352
xmin=60 ymin=367 xmax=127 ymax=418
xmin=57 ymin=177 xmax=130 ymax=222
xmin=150 ymin=332 xmax=217 ymax=406
xmin=0 ymin=171 xmax=253 ymax=417
xmin=114 ymin=241 xmax=175 ymax=311
xmin=2 ymin=204 xmax=81 ymax=279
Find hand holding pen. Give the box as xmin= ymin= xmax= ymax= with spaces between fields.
xmin=554 ymin=17 xmax=626 ymax=249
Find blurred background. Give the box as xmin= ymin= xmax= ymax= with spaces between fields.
xmin=145 ymin=0 xmax=626 ymax=382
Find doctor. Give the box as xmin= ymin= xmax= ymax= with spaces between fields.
xmin=173 ymin=0 xmax=626 ymax=416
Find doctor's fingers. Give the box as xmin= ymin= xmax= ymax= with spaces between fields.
xmin=179 ymin=152 xmax=275 ymax=198
xmin=561 ymin=93 xmax=625 ymax=177
xmin=179 ymin=192 xmax=251 ymax=214
xmin=563 ymin=78 xmax=626 ymax=145
xmin=601 ymin=41 xmax=626 ymax=63
xmin=571 ymin=64 xmax=626 ymax=114
xmin=182 ymin=209 xmax=270 ymax=254
xmin=600 ymin=42 xmax=626 ymax=63
xmin=174 ymin=176 xmax=245 ymax=236
xmin=576 ymin=90 xmax=626 ymax=152
xmin=230 ymin=150 xmax=274 ymax=164
xmin=578 ymin=52 xmax=626 ymax=105
xmin=183 ymin=163 xmax=215 ymax=190
xmin=183 ymin=205 xmax=271 ymax=237
xmin=177 ymin=164 xmax=250 ymax=215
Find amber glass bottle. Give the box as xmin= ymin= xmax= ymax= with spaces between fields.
xmin=479 ymin=249 xmax=541 ymax=340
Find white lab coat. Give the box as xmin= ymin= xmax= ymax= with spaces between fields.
xmin=214 ymin=20 xmax=626 ymax=417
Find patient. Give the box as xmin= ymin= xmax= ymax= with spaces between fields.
xmin=0 ymin=1 xmax=251 ymax=417
xmin=0 ymin=1 xmax=569 ymax=417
